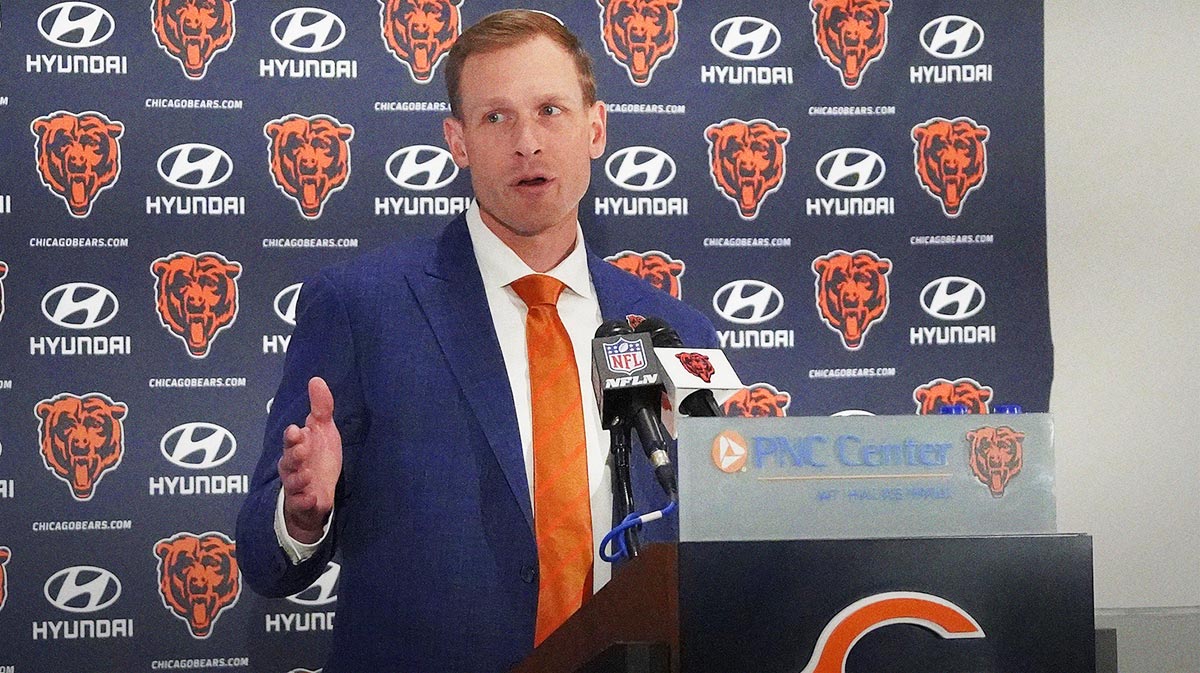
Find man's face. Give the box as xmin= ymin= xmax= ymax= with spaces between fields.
xmin=443 ymin=36 xmax=606 ymax=246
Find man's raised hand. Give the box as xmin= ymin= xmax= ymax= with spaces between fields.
xmin=278 ymin=376 xmax=343 ymax=544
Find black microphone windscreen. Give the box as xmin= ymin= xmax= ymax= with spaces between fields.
xmin=634 ymin=316 xmax=683 ymax=347
xmin=595 ymin=319 xmax=634 ymax=338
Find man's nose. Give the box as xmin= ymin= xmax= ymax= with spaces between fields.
xmin=513 ymin=117 xmax=542 ymax=157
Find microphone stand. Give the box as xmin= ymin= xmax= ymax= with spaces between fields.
xmin=608 ymin=423 xmax=640 ymax=558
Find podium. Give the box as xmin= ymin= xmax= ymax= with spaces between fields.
xmin=513 ymin=415 xmax=1096 ymax=673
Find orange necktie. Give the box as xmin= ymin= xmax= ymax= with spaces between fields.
xmin=511 ymin=274 xmax=593 ymax=646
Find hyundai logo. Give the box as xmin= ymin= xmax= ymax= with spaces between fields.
xmin=920 ymin=276 xmax=985 ymax=320
xmin=39 ymin=2 xmax=114 ymax=48
xmin=44 ymin=566 xmax=121 ymax=613
xmin=605 ymin=146 xmax=676 ymax=192
xmin=710 ymin=16 xmax=781 ymax=61
xmin=41 ymin=282 xmax=119 ymax=330
xmin=157 ymin=144 xmax=234 ymax=190
xmin=274 ymin=283 xmax=303 ymax=326
xmin=286 ymin=562 xmax=339 ymax=606
xmin=815 ymin=148 xmax=885 ymax=193
xmin=386 ymin=146 xmax=458 ymax=191
xmin=920 ymin=16 xmax=985 ymax=60
xmin=271 ymin=8 xmax=346 ymax=54
xmin=161 ymin=422 xmax=237 ymax=470
xmin=713 ymin=280 xmax=784 ymax=324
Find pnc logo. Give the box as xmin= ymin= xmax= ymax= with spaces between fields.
xmin=154 ymin=531 xmax=240 ymax=639
xmin=713 ymin=280 xmax=783 ymax=325
xmin=36 ymin=392 xmax=127 ymax=502
xmin=274 ymin=283 xmax=303 ymax=326
xmin=386 ymin=145 xmax=458 ymax=191
xmin=811 ymin=0 xmax=891 ymax=89
xmin=287 ymin=562 xmax=340 ymax=606
xmin=379 ymin=0 xmax=462 ymax=83
xmin=598 ymin=0 xmax=680 ymax=86
xmin=912 ymin=116 xmax=989 ymax=218
xmin=815 ymin=147 xmax=885 ymax=193
xmin=39 ymin=2 xmax=115 ymax=48
xmin=41 ymin=282 xmax=119 ymax=330
xmin=797 ymin=592 xmax=984 ymax=673
xmin=605 ymin=146 xmax=676 ymax=192
xmin=31 ymin=110 xmax=124 ymax=219
xmin=712 ymin=430 xmax=748 ymax=473
xmin=161 ymin=422 xmax=237 ymax=470
xmin=157 ymin=143 xmax=234 ymax=191
xmin=153 ymin=0 xmax=237 ymax=80
xmin=920 ymin=276 xmax=985 ymax=321
xmin=710 ymin=16 xmax=781 ymax=61
xmin=44 ymin=566 xmax=122 ymax=613
xmin=705 ymin=118 xmax=790 ymax=220
xmin=812 ymin=250 xmax=892 ymax=350
xmin=722 ymin=382 xmax=791 ymax=418
xmin=271 ymin=8 xmax=346 ymax=53
xmin=920 ymin=15 xmax=985 ymax=60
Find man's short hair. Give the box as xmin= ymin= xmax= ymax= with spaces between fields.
xmin=445 ymin=9 xmax=597 ymax=119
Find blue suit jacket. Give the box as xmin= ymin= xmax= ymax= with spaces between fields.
xmin=237 ymin=215 xmax=718 ymax=673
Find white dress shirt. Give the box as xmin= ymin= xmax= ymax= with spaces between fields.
xmin=276 ymin=201 xmax=615 ymax=592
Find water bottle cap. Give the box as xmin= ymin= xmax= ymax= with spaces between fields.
xmin=995 ymin=403 xmax=1024 ymax=414
xmin=938 ymin=404 xmax=968 ymax=415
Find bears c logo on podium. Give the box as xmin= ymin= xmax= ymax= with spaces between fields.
xmin=967 ymin=426 xmax=1024 ymax=497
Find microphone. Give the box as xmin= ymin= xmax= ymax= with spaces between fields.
xmin=590 ymin=321 xmax=675 ymax=496
xmin=633 ymin=317 xmax=744 ymax=436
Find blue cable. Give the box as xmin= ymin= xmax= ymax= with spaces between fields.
xmin=600 ymin=499 xmax=678 ymax=563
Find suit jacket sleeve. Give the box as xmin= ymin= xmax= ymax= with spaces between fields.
xmin=236 ymin=267 xmax=368 ymax=598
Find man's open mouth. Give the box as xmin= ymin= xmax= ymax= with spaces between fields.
xmin=516 ymin=176 xmax=549 ymax=187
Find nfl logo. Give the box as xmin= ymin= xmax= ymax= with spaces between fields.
xmin=605 ymin=337 xmax=647 ymax=374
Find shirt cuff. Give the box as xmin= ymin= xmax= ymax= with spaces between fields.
xmin=274 ymin=487 xmax=332 ymax=565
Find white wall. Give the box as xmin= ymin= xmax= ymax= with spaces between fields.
xmin=1045 ymin=1 xmax=1200 ymax=610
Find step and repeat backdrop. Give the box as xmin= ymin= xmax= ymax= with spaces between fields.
xmin=0 ymin=1 xmax=1048 ymax=671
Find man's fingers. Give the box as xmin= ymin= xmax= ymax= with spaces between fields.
xmin=308 ymin=376 xmax=335 ymax=423
xmin=283 ymin=424 xmax=303 ymax=445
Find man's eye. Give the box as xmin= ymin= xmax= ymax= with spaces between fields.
xmin=542 ymin=105 xmax=562 ymax=116
xmin=485 ymin=112 xmax=505 ymax=124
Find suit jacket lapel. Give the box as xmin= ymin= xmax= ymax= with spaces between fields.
xmin=408 ymin=216 xmax=533 ymax=532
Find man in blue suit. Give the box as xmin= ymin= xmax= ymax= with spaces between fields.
xmin=236 ymin=10 xmax=717 ymax=673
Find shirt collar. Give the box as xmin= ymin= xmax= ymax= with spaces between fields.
xmin=465 ymin=200 xmax=594 ymax=300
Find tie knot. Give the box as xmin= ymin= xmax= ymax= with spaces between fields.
xmin=511 ymin=274 xmax=566 ymax=308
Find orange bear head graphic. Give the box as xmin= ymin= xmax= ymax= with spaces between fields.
xmin=722 ymin=383 xmax=791 ymax=417
xmin=379 ymin=0 xmax=461 ymax=83
xmin=812 ymin=250 xmax=891 ymax=350
xmin=705 ymin=119 xmax=790 ymax=220
xmin=605 ymin=250 xmax=685 ymax=299
xmin=967 ymin=426 xmax=1024 ymax=497
xmin=154 ymin=532 xmax=240 ymax=639
xmin=810 ymin=0 xmax=891 ymax=89
xmin=151 ymin=252 xmax=241 ymax=358
xmin=0 ymin=546 xmax=10 ymax=612
xmin=35 ymin=392 xmax=127 ymax=501
xmin=31 ymin=111 xmax=123 ymax=218
xmin=912 ymin=117 xmax=989 ymax=217
xmin=598 ymin=0 xmax=680 ymax=86
xmin=914 ymin=377 xmax=993 ymax=415
xmin=153 ymin=0 xmax=236 ymax=80
xmin=265 ymin=114 xmax=354 ymax=219
xmin=675 ymin=352 xmax=714 ymax=383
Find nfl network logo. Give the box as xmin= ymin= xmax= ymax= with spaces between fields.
xmin=605 ymin=337 xmax=647 ymax=374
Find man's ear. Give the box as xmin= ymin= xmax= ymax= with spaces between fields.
xmin=442 ymin=116 xmax=470 ymax=168
xmin=588 ymin=100 xmax=608 ymax=160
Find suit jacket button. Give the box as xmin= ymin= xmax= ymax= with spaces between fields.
xmin=520 ymin=566 xmax=536 ymax=583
